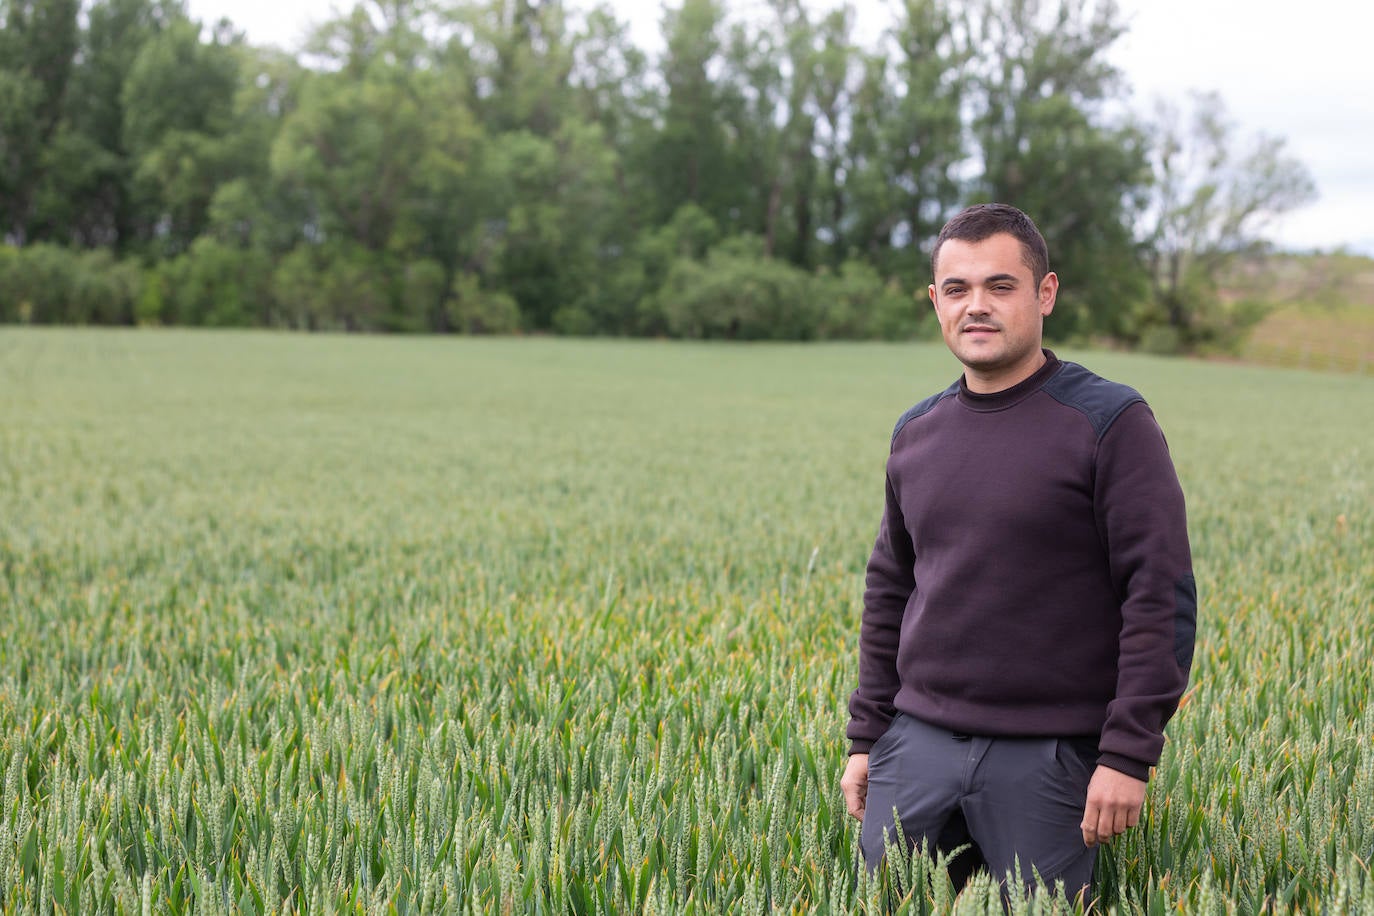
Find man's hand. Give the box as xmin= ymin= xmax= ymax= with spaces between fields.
xmin=1081 ymin=765 xmax=1146 ymax=847
xmin=841 ymin=753 xmax=870 ymax=821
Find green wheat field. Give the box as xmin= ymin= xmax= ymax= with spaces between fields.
xmin=0 ymin=329 xmax=1371 ymax=913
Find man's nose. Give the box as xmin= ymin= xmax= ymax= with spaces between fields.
xmin=966 ymin=290 xmax=990 ymax=315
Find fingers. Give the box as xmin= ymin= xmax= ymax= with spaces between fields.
xmin=845 ymin=786 xmax=866 ymax=821
xmin=841 ymin=774 xmax=866 ymax=820
xmin=841 ymin=754 xmax=869 ymax=822
xmin=1080 ymin=801 xmax=1100 ymax=847
xmin=1081 ymin=765 xmax=1148 ymax=847
xmin=1081 ymin=797 xmax=1107 ymax=846
xmin=1081 ymin=804 xmax=1123 ymax=848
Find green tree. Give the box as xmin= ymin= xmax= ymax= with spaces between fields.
xmin=0 ymin=0 xmax=1319 ymax=348
xmin=966 ymin=0 xmax=1150 ymax=340
xmin=717 ymin=0 xmax=826 ymax=267
xmin=271 ymin=60 xmax=474 ymax=255
xmin=845 ymin=0 xmax=966 ymax=281
xmin=36 ymin=0 xmax=182 ymax=249
xmin=201 ymin=46 xmax=307 ymax=251
xmin=649 ymin=0 xmax=738 ymax=228
xmin=446 ymin=0 xmax=576 ymax=136
xmin=569 ymin=4 xmax=654 ymax=182
xmin=273 ymin=68 xmax=391 ymax=251
xmin=120 ymin=15 xmax=243 ymax=254
xmin=0 ymin=0 xmax=80 ymax=243
xmin=481 ymin=120 xmax=620 ymax=331
xmin=809 ymin=5 xmax=861 ymax=269
xmin=629 ymin=202 xmax=721 ymax=335
xmin=281 ymin=4 xmax=487 ymax=330
xmin=559 ymin=4 xmax=659 ymax=331
xmin=306 ymin=0 xmax=438 ymax=77
xmin=1139 ymin=91 xmax=1317 ymax=351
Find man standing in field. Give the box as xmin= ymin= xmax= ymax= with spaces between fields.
xmin=840 ymin=203 xmax=1196 ymax=900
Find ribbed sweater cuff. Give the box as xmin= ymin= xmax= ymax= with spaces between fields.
xmin=1097 ymin=752 xmax=1151 ymax=782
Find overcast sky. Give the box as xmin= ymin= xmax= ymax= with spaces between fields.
xmin=187 ymin=0 xmax=1374 ymax=254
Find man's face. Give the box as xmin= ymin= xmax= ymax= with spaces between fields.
xmin=928 ymin=233 xmax=1058 ymax=393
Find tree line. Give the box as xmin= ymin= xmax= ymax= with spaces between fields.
xmin=0 ymin=0 xmax=1315 ymax=350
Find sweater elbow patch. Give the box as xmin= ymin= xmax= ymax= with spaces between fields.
xmin=1174 ymin=572 xmax=1197 ymax=671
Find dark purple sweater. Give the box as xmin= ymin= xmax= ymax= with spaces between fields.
xmin=847 ymin=353 xmax=1195 ymax=780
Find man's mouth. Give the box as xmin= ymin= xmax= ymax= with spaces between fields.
xmin=962 ymin=324 xmax=998 ymax=333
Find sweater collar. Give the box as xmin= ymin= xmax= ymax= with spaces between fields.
xmin=957 ymin=349 xmax=1062 ymax=411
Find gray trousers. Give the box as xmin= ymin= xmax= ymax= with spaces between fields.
xmin=860 ymin=712 xmax=1099 ymax=900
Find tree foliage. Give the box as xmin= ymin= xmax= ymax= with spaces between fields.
xmin=0 ymin=0 xmax=1319 ymax=348
xmin=1138 ymin=91 xmax=1317 ymax=352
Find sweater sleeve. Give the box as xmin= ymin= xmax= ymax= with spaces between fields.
xmin=846 ymin=472 xmax=917 ymax=754
xmin=1093 ymin=402 xmax=1196 ymax=780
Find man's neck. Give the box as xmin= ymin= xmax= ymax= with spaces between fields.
xmin=962 ymin=349 xmax=1049 ymax=395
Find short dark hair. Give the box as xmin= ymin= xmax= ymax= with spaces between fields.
xmin=932 ymin=204 xmax=1050 ymax=286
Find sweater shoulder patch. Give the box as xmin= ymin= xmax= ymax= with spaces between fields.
xmin=1042 ymin=362 xmax=1144 ymax=440
xmin=891 ymin=381 xmax=960 ymax=443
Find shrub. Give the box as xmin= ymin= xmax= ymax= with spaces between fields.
xmin=74 ymin=249 xmax=143 ymax=325
xmin=814 ymin=260 xmax=925 ymax=340
xmin=0 ymin=244 xmax=144 ymax=325
xmin=271 ymin=244 xmax=393 ymax=332
xmin=1 ymin=244 xmax=80 ymax=323
xmin=161 ymin=238 xmax=273 ymax=327
xmin=0 ymin=245 xmax=24 ymax=322
xmin=1138 ymin=323 xmax=1182 ymax=356
xmin=393 ymin=259 xmax=446 ymax=333
xmin=272 ymin=247 xmax=329 ymax=330
xmin=449 ymin=272 xmax=521 ymax=334
xmin=657 ymin=236 xmax=819 ymax=340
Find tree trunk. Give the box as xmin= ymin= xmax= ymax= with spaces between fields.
xmin=764 ymin=178 xmax=783 ymax=258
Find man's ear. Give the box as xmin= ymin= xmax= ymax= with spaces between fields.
xmin=1039 ymin=272 xmax=1059 ymax=317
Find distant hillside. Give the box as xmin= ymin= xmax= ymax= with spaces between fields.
xmin=1224 ymin=251 xmax=1374 ymax=374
